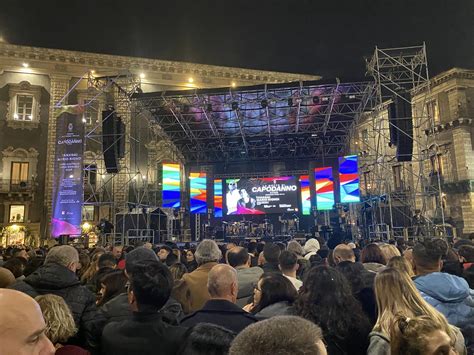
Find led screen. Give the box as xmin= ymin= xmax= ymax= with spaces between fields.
xmin=162 ymin=163 xmax=181 ymax=208
xmin=214 ymin=179 xmax=223 ymax=218
xmin=225 ymin=177 xmax=298 ymax=215
xmin=339 ymin=155 xmax=360 ymax=203
xmin=190 ymin=172 xmax=207 ymax=214
xmin=315 ymin=167 xmax=335 ymax=210
xmin=300 ymin=175 xmax=311 ymax=215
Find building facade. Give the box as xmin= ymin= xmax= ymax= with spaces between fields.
xmin=0 ymin=42 xmax=319 ymax=245
xmin=351 ymin=68 xmax=474 ymax=237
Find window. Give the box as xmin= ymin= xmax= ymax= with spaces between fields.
xmin=14 ymin=95 xmax=34 ymax=121
xmin=11 ymin=162 xmax=29 ymax=184
xmin=430 ymin=154 xmax=443 ymax=175
xmin=9 ymin=205 xmax=25 ymax=223
xmin=426 ymin=100 xmax=439 ymax=125
xmin=82 ymin=205 xmax=95 ymax=221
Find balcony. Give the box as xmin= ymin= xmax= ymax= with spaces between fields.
xmin=0 ymin=179 xmax=37 ymax=194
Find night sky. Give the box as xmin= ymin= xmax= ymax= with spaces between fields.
xmin=1 ymin=0 xmax=472 ymax=81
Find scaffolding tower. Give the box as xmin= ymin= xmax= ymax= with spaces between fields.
xmin=357 ymin=44 xmax=446 ymax=239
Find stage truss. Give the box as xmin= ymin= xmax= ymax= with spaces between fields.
xmin=354 ymin=44 xmax=446 ymax=239
xmin=132 ymin=80 xmax=376 ymax=163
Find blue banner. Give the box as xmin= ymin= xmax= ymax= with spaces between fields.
xmin=51 ymin=112 xmax=84 ymax=237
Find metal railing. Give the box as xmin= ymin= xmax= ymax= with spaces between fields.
xmin=0 ymin=179 xmax=36 ymax=193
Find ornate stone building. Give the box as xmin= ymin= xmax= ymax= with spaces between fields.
xmin=351 ymin=68 xmax=474 ymax=237
xmin=0 ymin=42 xmax=319 ymax=245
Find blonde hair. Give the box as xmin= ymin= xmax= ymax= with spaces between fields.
xmin=373 ymin=268 xmax=453 ymax=341
xmin=35 ymin=294 xmax=77 ymax=344
xmin=387 ymin=256 xmax=415 ymax=277
xmin=379 ymin=244 xmax=401 ymax=263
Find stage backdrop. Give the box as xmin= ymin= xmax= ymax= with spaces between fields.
xmin=214 ymin=179 xmax=223 ymax=217
xmin=339 ymin=155 xmax=360 ymax=203
xmin=162 ymin=163 xmax=181 ymax=208
xmin=225 ymin=177 xmax=299 ymax=215
xmin=315 ymin=167 xmax=335 ymax=210
xmin=300 ymin=175 xmax=311 ymax=215
xmin=51 ymin=112 xmax=84 ymax=237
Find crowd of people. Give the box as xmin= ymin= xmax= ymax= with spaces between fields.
xmin=0 ymin=232 xmax=473 ymax=355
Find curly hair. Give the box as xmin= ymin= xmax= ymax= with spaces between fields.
xmin=295 ymin=266 xmax=371 ymax=342
xmin=35 ymin=294 xmax=77 ymax=344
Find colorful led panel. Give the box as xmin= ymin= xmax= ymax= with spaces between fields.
xmin=214 ymin=179 xmax=223 ymax=218
xmin=300 ymin=175 xmax=311 ymax=215
xmin=162 ymin=163 xmax=181 ymax=208
xmin=190 ymin=172 xmax=207 ymax=214
xmin=315 ymin=167 xmax=335 ymax=210
xmin=339 ymin=155 xmax=360 ymax=203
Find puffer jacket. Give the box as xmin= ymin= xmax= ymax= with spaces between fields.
xmin=414 ymin=272 xmax=474 ymax=349
xmin=9 ymin=262 xmax=101 ymax=349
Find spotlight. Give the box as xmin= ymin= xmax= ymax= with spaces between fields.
xmin=22 ymin=62 xmax=29 ymax=68
xmin=188 ymin=77 xmax=194 ymax=83
xmin=287 ymin=98 xmax=294 ymax=107
xmin=312 ymin=96 xmax=320 ymax=104
xmin=139 ymin=73 xmax=145 ymax=79
xmin=231 ymin=82 xmax=236 ymax=88
xmin=261 ymin=99 xmax=268 ymax=108
xmin=231 ymin=102 xmax=239 ymax=110
xmin=82 ymin=117 xmax=87 ymax=123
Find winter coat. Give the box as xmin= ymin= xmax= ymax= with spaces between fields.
xmin=254 ymin=301 xmax=294 ymax=320
xmin=362 ymin=262 xmax=385 ymax=273
xmin=235 ymin=266 xmax=263 ymax=307
xmin=180 ymin=299 xmax=258 ymax=334
xmin=414 ymin=272 xmax=474 ymax=349
xmin=102 ymin=312 xmax=186 ymax=355
xmin=9 ymin=262 xmax=101 ymax=349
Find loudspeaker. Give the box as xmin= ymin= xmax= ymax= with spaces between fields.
xmin=116 ymin=116 xmax=125 ymax=159
xmin=395 ymin=92 xmax=413 ymax=162
xmin=102 ymin=110 xmax=121 ymax=173
xmin=388 ymin=101 xmax=398 ymax=145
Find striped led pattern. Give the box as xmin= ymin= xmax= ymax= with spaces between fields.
xmin=315 ymin=167 xmax=335 ymax=210
xmin=214 ymin=179 xmax=223 ymax=217
xmin=190 ymin=172 xmax=207 ymax=214
xmin=162 ymin=163 xmax=181 ymax=208
xmin=300 ymin=175 xmax=311 ymax=215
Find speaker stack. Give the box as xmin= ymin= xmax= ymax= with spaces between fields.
xmin=102 ymin=109 xmax=125 ymax=173
xmin=388 ymin=91 xmax=413 ymax=162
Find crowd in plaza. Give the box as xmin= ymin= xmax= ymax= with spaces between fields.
xmin=0 ymin=233 xmax=473 ymax=355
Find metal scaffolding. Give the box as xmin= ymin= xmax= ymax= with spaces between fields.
xmin=357 ymin=44 xmax=446 ymax=239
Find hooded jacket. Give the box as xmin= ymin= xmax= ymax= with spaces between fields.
xmin=10 ymin=262 xmax=100 ymax=349
xmin=414 ymin=272 xmax=474 ymax=328
xmin=303 ymin=238 xmax=320 ymax=260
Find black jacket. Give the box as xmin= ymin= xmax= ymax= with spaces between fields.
xmin=9 ymin=262 xmax=101 ymax=349
xmin=180 ymin=299 xmax=258 ymax=333
xmin=99 ymin=292 xmax=184 ymax=325
xmin=261 ymin=262 xmax=281 ymax=274
xmin=102 ymin=312 xmax=187 ymax=355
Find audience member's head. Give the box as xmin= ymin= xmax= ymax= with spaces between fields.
xmin=263 ymin=243 xmax=281 ymax=264
xmin=157 ymin=245 xmax=172 ymax=262
xmin=412 ymin=239 xmax=448 ymax=275
xmin=207 ymin=264 xmax=238 ymax=303
xmin=97 ymin=270 xmax=128 ymax=306
xmin=287 ymin=240 xmax=305 ymax=257
xmin=333 ymin=244 xmax=356 ymax=264
xmin=125 ymin=247 xmax=158 ymax=276
xmin=12 ymin=247 xmax=29 ymax=260
xmin=169 ymin=263 xmax=188 ymax=281
xmin=379 ymin=244 xmax=401 ymax=263
xmin=3 ymin=257 xmax=26 ymax=278
xmin=247 ymin=241 xmax=258 ymax=255
xmin=128 ymin=261 xmax=172 ymax=312
xmin=304 ymin=238 xmax=320 ymax=255
xmin=35 ymin=294 xmax=77 ymax=345
xmin=45 ymin=246 xmax=80 ymax=273
xmin=390 ymin=315 xmax=456 ymax=355
xmin=97 ymin=253 xmax=117 ymax=270
xmin=251 ymin=273 xmax=297 ymax=314
xmin=296 ymin=266 xmax=370 ymax=341
xmin=278 ymin=251 xmax=299 ymax=274
xmin=361 ymin=243 xmax=387 ymax=265
xmin=373 ymin=267 xmax=453 ymax=340
xmin=0 ymin=267 xmax=15 ymax=288
xmin=179 ymin=323 xmax=235 ymax=355
xmin=0 ymin=289 xmax=55 ymax=354
xmin=195 ymin=240 xmax=222 ymax=266
xmin=458 ymin=245 xmax=474 ymax=263
xmin=335 ymin=261 xmax=367 ymax=294
xmin=226 ymin=247 xmax=250 ymax=268
xmin=111 ymin=245 xmax=123 ymax=260
xmin=229 ymin=316 xmax=327 ymax=355
xmin=387 ymin=256 xmax=414 ymax=277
